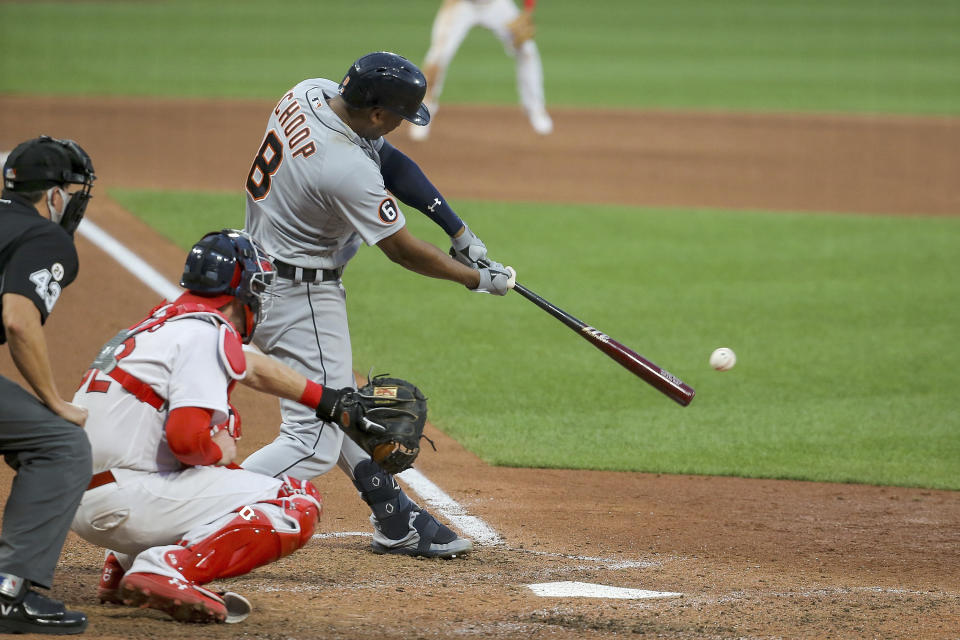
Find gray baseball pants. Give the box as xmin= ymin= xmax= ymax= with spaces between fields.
xmin=242 ymin=277 xmax=371 ymax=480
xmin=0 ymin=375 xmax=92 ymax=589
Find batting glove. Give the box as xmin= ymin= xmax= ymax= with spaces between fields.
xmin=472 ymin=265 xmax=517 ymax=296
xmin=449 ymin=225 xmax=489 ymax=268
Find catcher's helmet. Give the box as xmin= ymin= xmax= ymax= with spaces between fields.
xmin=180 ymin=229 xmax=276 ymax=342
xmin=3 ymin=136 xmax=96 ymax=235
xmin=338 ymin=51 xmax=430 ymax=125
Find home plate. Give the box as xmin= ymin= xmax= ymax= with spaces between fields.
xmin=528 ymin=581 xmax=682 ymax=600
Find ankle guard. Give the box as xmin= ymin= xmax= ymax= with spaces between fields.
xmin=352 ymin=459 xmax=416 ymax=540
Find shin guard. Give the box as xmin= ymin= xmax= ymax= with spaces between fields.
xmin=166 ymin=487 xmax=321 ymax=584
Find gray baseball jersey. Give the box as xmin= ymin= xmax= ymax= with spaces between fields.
xmin=244 ymin=78 xmax=405 ymax=269
xmin=241 ymin=78 xmax=398 ymax=484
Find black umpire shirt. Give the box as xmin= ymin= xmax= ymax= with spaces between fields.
xmin=0 ymin=192 xmax=79 ymax=345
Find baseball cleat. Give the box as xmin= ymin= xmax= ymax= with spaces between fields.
xmin=371 ymin=509 xmax=473 ymax=558
xmin=97 ymin=551 xmax=125 ymax=605
xmin=408 ymin=121 xmax=431 ymax=141
xmin=527 ymin=108 xmax=553 ymax=135
xmin=120 ymin=572 xmax=227 ymax=623
xmin=0 ymin=585 xmax=87 ymax=635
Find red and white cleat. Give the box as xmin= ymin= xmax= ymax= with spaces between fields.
xmin=120 ymin=572 xmax=227 ymax=623
xmin=97 ymin=551 xmax=126 ymax=605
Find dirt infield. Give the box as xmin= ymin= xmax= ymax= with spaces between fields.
xmin=0 ymin=96 xmax=958 ymax=639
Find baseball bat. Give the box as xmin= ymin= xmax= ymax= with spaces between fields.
xmin=510 ymin=281 xmax=696 ymax=406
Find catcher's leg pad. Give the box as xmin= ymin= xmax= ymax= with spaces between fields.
xmin=352 ymin=459 xmax=416 ymax=540
xmin=171 ymin=489 xmax=321 ymax=584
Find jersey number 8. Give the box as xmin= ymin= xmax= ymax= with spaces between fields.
xmin=246 ymin=131 xmax=283 ymax=201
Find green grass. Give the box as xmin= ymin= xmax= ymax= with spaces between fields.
xmin=109 ymin=189 xmax=960 ymax=489
xmin=2 ymin=0 xmax=959 ymax=113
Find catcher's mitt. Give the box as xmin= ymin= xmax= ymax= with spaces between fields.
xmin=507 ymin=10 xmax=536 ymax=49
xmin=338 ymin=375 xmax=428 ymax=475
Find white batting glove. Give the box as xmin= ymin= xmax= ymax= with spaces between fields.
xmin=449 ymin=225 xmax=489 ymax=267
xmin=472 ymin=265 xmax=517 ymax=296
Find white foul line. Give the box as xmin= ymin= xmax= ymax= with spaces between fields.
xmin=78 ymin=219 xmax=182 ymax=301
xmin=78 ymin=216 xmax=502 ymax=545
xmin=397 ymin=468 xmax=503 ymax=545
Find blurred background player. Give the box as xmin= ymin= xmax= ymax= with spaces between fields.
xmin=70 ymin=230 xmax=364 ymax=624
xmin=242 ymin=51 xmax=515 ymax=559
xmin=410 ymin=0 xmax=552 ymax=140
xmin=0 ymin=136 xmax=96 ymax=634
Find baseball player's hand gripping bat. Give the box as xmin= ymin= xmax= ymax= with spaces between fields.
xmin=510 ymin=281 xmax=696 ymax=406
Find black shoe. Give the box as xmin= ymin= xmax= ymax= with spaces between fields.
xmin=0 ymin=589 xmax=87 ymax=635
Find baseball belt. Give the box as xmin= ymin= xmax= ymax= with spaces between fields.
xmin=87 ymin=470 xmax=116 ymax=491
xmin=273 ymin=259 xmax=343 ymax=284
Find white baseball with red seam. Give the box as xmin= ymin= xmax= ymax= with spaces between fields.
xmin=709 ymin=348 xmax=736 ymax=371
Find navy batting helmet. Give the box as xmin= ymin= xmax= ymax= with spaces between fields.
xmin=3 ymin=136 xmax=96 ymax=235
xmin=338 ymin=51 xmax=430 ymax=125
xmin=180 ymin=229 xmax=276 ymax=342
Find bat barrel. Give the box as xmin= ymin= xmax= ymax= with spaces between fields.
xmin=511 ymin=282 xmax=695 ymax=406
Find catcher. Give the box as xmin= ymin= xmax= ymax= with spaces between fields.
xmin=70 ymin=230 xmax=428 ymax=624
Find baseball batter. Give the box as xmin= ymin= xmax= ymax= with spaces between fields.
xmin=0 ymin=136 xmax=95 ymax=635
xmin=70 ymin=230 xmax=363 ymax=624
xmin=242 ymin=51 xmax=515 ymax=558
xmin=410 ymin=0 xmax=552 ymax=140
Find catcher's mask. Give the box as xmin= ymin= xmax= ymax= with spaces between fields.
xmin=2 ymin=135 xmax=96 ymax=235
xmin=180 ymin=229 xmax=275 ymax=342
xmin=338 ymin=51 xmax=431 ymax=126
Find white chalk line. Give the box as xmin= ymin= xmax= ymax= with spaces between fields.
xmin=78 ymin=217 xmax=502 ymax=544
xmin=309 ymin=530 xmax=660 ymax=574
xmin=78 ymin=219 xmax=182 ymax=301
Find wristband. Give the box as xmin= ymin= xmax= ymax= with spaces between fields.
xmin=300 ymin=379 xmax=324 ymax=409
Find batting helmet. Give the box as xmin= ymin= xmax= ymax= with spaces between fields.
xmin=338 ymin=51 xmax=431 ymax=125
xmin=180 ymin=229 xmax=276 ymax=342
xmin=3 ymin=136 xmax=96 ymax=235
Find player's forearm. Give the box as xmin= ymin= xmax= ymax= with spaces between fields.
xmin=4 ymin=310 xmax=67 ymax=410
xmin=378 ymin=229 xmax=481 ymax=288
xmin=243 ymin=351 xmax=334 ymax=416
xmin=241 ymin=351 xmax=310 ymax=401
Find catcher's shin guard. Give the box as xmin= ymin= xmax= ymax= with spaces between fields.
xmin=352 ymin=460 xmax=471 ymax=558
xmin=172 ymin=491 xmax=320 ymax=584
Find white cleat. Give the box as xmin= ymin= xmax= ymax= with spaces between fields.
xmin=527 ymin=108 xmax=553 ymax=135
xmin=409 ymin=122 xmax=431 ymax=141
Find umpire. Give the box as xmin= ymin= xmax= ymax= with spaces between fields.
xmin=0 ymin=137 xmax=96 ymax=634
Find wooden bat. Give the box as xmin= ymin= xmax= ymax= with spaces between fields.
xmin=511 ymin=281 xmax=696 ymax=406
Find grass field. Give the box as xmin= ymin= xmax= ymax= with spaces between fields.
xmin=2 ymin=0 xmax=959 ymax=114
xmin=5 ymin=1 xmax=958 ymax=489
xmin=111 ymin=190 xmax=960 ymax=490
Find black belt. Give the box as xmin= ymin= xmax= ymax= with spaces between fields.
xmin=274 ymin=260 xmax=343 ymax=284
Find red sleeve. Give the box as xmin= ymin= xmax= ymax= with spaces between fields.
xmin=165 ymin=407 xmax=222 ymax=466
xmin=524 ymin=0 xmax=536 ymax=11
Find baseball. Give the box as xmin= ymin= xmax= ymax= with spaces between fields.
xmin=709 ymin=348 xmax=736 ymax=371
